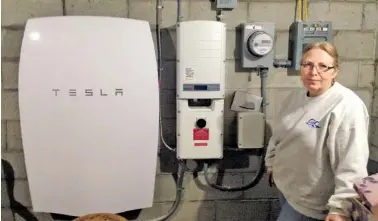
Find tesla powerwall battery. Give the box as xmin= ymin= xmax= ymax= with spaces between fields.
xmin=18 ymin=16 xmax=159 ymax=216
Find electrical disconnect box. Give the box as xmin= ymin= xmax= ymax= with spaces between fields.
xmin=216 ymin=0 xmax=237 ymax=9
xmin=176 ymin=20 xmax=226 ymax=160
xmin=241 ymin=22 xmax=275 ymax=69
xmin=288 ymin=21 xmax=333 ymax=71
xmin=237 ymin=112 xmax=265 ymax=149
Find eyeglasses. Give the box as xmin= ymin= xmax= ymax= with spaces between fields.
xmin=301 ymin=62 xmax=335 ymax=72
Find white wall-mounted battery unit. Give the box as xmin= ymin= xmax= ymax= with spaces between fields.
xmin=18 ymin=16 xmax=159 ymax=216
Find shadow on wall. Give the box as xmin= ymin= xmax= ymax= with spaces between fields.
xmin=1 ymin=157 xmax=144 ymax=221
xmin=2 ymin=159 xmax=38 ymax=221
xmin=368 ymin=161 xmax=378 ymax=174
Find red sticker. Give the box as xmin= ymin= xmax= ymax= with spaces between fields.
xmin=193 ymin=128 xmax=209 ymax=140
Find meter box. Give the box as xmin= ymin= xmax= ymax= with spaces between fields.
xmin=241 ymin=22 xmax=275 ymax=69
xmin=216 ymin=0 xmax=237 ymax=9
xmin=288 ymin=21 xmax=333 ymax=71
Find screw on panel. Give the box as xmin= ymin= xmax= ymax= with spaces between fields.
xmin=178 ymin=110 xmax=181 ymax=113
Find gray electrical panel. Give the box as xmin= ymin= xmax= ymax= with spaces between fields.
xmin=216 ymin=0 xmax=237 ymax=9
xmin=241 ymin=22 xmax=275 ymax=69
xmin=288 ymin=21 xmax=333 ymax=71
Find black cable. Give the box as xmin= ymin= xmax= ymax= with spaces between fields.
xmin=202 ymin=67 xmax=269 ymax=191
xmin=179 ymin=160 xmax=199 ymax=172
xmin=203 ymin=155 xmax=265 ymax=192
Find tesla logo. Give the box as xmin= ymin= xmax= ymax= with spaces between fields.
xmin=52 ymin=89 xmax=124 ymax=96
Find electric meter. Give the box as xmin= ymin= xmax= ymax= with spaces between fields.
xmin=247 ymin=32 xmax=274 ymax=57
xmin=241 ymin=22 xmax=275 ymax=69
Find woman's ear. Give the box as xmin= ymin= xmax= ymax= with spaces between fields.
xmin=331 ymin=67 xmax=339 ymax=79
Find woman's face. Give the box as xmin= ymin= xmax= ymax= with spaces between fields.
xmin=300 ymin=48 xmax=338 ymax=96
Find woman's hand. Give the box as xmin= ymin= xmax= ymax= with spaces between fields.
xmin=325 ymin=214 xmax=348 ymax=221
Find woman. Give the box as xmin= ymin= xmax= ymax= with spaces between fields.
xmin=265 ymin=42 xmax=370 ymax=221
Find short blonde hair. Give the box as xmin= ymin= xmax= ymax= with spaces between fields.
xmin=302 ymin=42 xmax=340 ymax=70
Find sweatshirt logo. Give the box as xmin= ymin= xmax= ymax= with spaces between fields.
xmin=306 ymin=119 xmax=320 ymax=128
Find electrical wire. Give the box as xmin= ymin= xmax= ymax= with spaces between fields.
xmin=177 ymin=0 xmax=181 ymax=22
xmin=296 ymin=0 xmax=308 ymax=21
xmin=296 ymin=0 xmax=302 ymax=21
xmin=303 ymin=0 xmax=309 ymax=20
xmin=216 ymin=10 xmax=223 ymax=21
xmin=203 ymin=155 xmax=265 ymax=191
xmin=148 ymin=160 xmax=185 ymax=221
xmin=203 ymin=68 xmax=269 ymax=191
xmin=149 ymin=1 xmax=184 ymax=221
xmin=247 ymin=72 xmax=254 ymax=96
xmin=179 ymin=159 xmax=199 ymax=172
xmin=157 ymin=0 xmax=175 ymax=152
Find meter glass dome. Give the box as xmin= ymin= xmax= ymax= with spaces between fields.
xmin=248 ymin=32 xmax=274 ymax=57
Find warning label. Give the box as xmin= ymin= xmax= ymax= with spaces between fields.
xmin=185 ymin=68 xmax=194 ymax=80
xmin=194 ymin=143 xmax=207 ymax=146
xmin=193 ymin=128 xmax=209 ymax=140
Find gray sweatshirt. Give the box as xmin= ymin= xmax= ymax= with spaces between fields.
xmin=265 ymin=82 xmax=370 ymax=219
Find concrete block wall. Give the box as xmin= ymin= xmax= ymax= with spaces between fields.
xmin=371 ymin=14 xmax=378 ymax=160
xmin=1 ymin=0 xmax=377 ymax=221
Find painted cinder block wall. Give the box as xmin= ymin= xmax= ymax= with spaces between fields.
xmin=1 ymin=0 xmax=378 ymax=221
